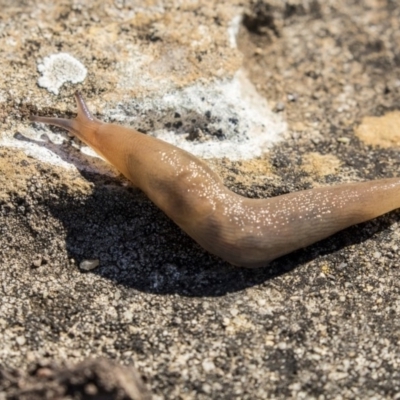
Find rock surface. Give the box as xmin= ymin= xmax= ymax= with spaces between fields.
xmin=1 ymin=0 xmax=400 ymax=399
xmin=0 ymin=358 xmax=151 ymax=400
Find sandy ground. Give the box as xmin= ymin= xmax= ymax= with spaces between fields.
xmin=1 ymin=0 xmax=400 ymax=399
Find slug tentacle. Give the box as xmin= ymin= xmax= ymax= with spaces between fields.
xmin=74 ymin=91 xmax=95 ymax=121
xmin=30 ymin=93 xmax=400 ymax=268
xmin=30 ymin=115 xmax=78 ymax=133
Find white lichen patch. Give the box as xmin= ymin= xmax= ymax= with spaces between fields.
xmin=108 ymin=69 xmax=286 ymax=160
xmin=37 ymin=53 xmax=87 ymax=95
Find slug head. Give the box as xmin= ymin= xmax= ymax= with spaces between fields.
xmin=30 ymin=91 xmax=100 ymax=148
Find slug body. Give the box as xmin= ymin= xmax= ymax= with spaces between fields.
xmin=31 ymin=93 xmax=400 ymax=267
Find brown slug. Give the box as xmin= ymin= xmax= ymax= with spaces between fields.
xmin=30 ymin=92 xmax=400 ymax=267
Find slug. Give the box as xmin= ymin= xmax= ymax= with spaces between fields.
xmin=31 ymin=92 xmax=400 ymax=268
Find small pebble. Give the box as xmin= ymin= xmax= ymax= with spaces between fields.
xmin=36 ymin=367 xmax=54 ymax=378
xmin=202 ymin=359 xmax=216 ymax=373
xmin=79 ymin=259 xmax=100 ymax=271
xmin=16 ymin=336 xmax=26 ymax=346
xmin=337 ymin=137 xmax=350 ymax=144
xmin=31 ymin=254 xmax=43 ymax=268
xmin=31 ymin=254 xmax=49 ymax=268
xmin=84 ymin=383 xmax=98 ymax=395
xmin=274 ymin=102 xmax=285 ymax=112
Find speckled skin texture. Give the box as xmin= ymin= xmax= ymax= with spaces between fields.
xmin=33 ymin=93 xmax=400 ymax=267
